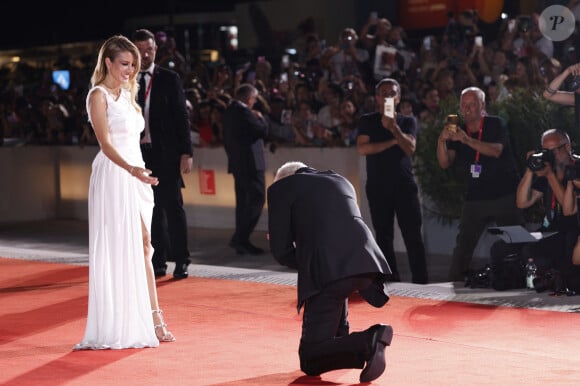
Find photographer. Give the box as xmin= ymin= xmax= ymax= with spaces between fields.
xmin=437 ymin=86 xmax=524 ymax=282
xmin=357 ymin=78 xmax=428 ymax=284
xmin=516 ymin=129 xmax=580 ymax=289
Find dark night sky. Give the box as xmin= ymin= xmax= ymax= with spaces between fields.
xmin=0 ymin=1 xmax=244 ymax=50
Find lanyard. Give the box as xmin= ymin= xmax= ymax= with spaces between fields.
xmin=473 ymin=117 xmax=485 ymax=164
xmin=548 ymin=192 xmax=558 ymax=222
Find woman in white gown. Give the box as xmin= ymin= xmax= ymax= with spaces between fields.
xmin=74 ymin=35 xmax=175 ymax=350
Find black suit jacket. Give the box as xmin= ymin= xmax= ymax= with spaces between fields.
xmin=222 ymin=100 xmax=268 ymax=175
xmin=267 ymin=167 xmax=391 ymax=308
xmin=147 ymin=65 xmax=193 ymax=180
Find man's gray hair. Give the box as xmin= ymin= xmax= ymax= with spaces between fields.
xmin=541 ymin=128 xmax=570 ymax=144
xmin=460 ymin=86 xmax=486 ymax=104
xmin=274 ymin=161 xmax=307 ymax=182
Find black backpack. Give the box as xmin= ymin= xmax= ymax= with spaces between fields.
xmin=491 ymin=254 xmax=526 ymax=291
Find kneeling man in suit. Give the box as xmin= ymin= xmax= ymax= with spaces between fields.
xmin=267 ymin=161 xmax=394 ymax=383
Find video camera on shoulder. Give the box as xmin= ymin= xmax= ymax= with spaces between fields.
xmin=527 ymin=148 xmax=554 ymax=172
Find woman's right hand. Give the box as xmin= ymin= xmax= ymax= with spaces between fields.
xmin=439 ymin=125 xmax=453 ymax=142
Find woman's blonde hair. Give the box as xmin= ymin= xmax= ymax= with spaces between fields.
xmin=91 ymin=35 xmax=141 ymax=112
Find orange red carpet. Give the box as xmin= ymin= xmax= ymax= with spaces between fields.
xmin=1 ymin=257 xmax=580 ymax=385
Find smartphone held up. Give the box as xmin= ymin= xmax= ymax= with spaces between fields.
xmin=384 ymin=97 xmax=395 ymax=118
xmin=446 ymin=114 xmax=458 ymax=132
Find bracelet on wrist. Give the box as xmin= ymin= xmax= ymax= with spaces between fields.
xmin=545 ymin=86 xmax=557 ymax=95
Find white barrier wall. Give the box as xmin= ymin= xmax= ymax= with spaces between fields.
xmin=189 ymin=146 xmax=367 ymax=229
xmin=0 ymin=146 xmax=497 ymax=258
xmin=0 ymin=147 xmax=58 ymax=222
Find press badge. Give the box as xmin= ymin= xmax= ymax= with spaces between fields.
xmin=542 ymin=215 xmax=550 ymax=229
xmin=470 ymin=164 xmax=481 ymax=178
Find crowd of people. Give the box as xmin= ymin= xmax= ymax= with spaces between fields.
xmin=0 ymin=10 xmax=578 ymax=149
xmin=185 ymin=11 xmax=576 ymax=150
xmin=3 ymin=11 xmax=580 ymax=285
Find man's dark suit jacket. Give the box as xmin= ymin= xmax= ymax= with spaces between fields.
xmin=147 ymin=65 xmax=193 ymax=181
xmin=222 ymin=100 xmax=268 ymax=175
xmin=267 ymin=167 xmax=392 ymax=309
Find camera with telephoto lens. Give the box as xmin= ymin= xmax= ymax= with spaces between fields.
xmin=527 ymin=148 xmax=554 ymax=172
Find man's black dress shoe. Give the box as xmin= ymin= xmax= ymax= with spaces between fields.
xmin=154 ymin=267 xmax=167 ymax=278
xmin=229 ymin=241 xmax=264 ymax=255
xmin=173 ymin=263 xmax=189 ymax=279
xmin=360 ymin=324 xmax=393 ymax=383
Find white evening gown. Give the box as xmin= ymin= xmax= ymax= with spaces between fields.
xmin=74 ymin=86 xmax=159 ymax=350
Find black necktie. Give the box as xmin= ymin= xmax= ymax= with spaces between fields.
xmin=138 ymin=72 xmax=148 ymax=109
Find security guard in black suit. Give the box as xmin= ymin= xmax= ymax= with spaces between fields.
xmin=132 ymin=29 xmax=193 ymax=279
xmin=222 ymin=83 xmax=269 ymax=255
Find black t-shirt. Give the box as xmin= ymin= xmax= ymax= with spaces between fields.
xmin=357 ymin=112 xmax=417 ymax=186
xmin=532 ymin=177 xmax=580 ymax=232
xmin=447 ymin=115 xmax=520 ymax=201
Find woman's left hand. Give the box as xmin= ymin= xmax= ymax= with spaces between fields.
xmin=132 ymin=167 xmax=159 ymax=186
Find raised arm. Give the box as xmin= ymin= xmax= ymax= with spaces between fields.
xmin=543 ymin=63 xmax=579 ymax=105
